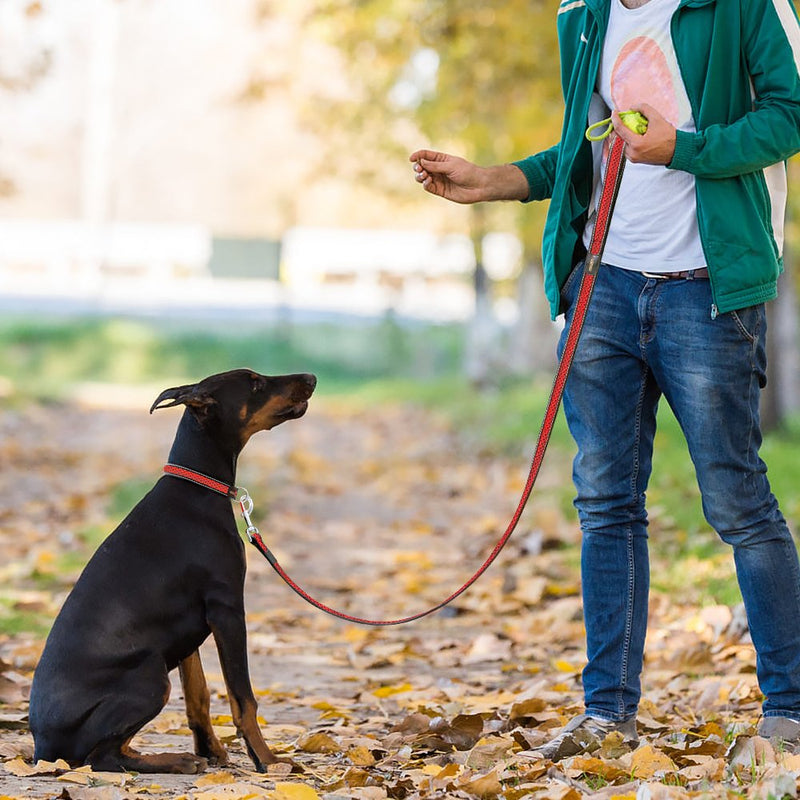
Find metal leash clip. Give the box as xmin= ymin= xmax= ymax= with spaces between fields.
xmin=235 ymin=487 xmax=260 ymax=542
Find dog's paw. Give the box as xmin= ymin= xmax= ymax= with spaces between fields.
xmin=198 ymin=743 xmax=229 ymax=766
xmin=256 ymin=756 xmax=304 ymax=775
xmin=170 ymin=753 xmax=209 ymax=774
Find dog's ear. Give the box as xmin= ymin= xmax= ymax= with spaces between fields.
xmin=150 ymin=384 xmax=217 ymax=415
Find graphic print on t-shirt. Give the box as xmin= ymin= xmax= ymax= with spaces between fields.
xmin=609 ymin=27 xmax=692 ymax=129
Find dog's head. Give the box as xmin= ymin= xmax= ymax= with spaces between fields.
xmin=150 ymin=369 xmax=317 ymax=448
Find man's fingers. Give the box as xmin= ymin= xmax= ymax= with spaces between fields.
xmin=416 ymin=157 xmax=455 ymax=175
xmin=636 ymin=102 xmax=660 ymax=122
xmin=410 ymin=149 xmax=436 ymax=162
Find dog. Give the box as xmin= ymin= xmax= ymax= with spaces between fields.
xmin=28 ymin=369 xmax=316 ymax=773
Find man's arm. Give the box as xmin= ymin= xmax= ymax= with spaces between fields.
xmin=670 ymin=0 xmax=800 ymax=177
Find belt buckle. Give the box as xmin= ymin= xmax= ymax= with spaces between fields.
xmin=641 ymin=271 xmax=669 ymax=280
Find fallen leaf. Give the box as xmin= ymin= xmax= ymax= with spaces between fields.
xmin=466 ymin=735 xmax=516 ymax=769
xmin=748 ymin=769 xmax=798 ymax=800
xmin=346 ymin=745 xmax=376 ymax=766
xmin=194 ymin=787 xmax=268 ymax=800
xmin=630 ymin=745 xmax=678 ymax=779
xmin=678 ymin=757 xmax=726 ymax=782
xmin=463 ymin=633 xmax=512 ymax=664
xmin=372 ymin=682 xmax=413 ymax=698
xmin=3 ymin=757 xmax=70 ymax=776
xmin=727 ymin=735 xmax=778 ymax=774
xmin=509 ymin=697 xmax=548 ymax=721
xmin=0 ymin=712 xmax=28 ymax=730
xmin=296 ymin=731 xmax=341 ymax=754
xmin=195 ymin=771 xmax=238 ymax=787
xmin=565 ymin=755 xmax=627 ymax=781
xmin=425 ymin=762 xmax=461 ymax=783
xmin=457 ymin=768 xmax=503 ymax=798
xmin=419 ymin=713 xmax=484 ymax=751
xmin=270 ymin=783 xmax=321 ymax=800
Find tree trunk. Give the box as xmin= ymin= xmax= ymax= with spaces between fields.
xmin=465 ymin=206 xmax=499 ymax=387
xmin=762 ymin=265 xmax=800 ymax=431
xmin=509 ymin=258 xmax=559 ymax=375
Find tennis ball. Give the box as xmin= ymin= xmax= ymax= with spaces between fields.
xmin=619 ymin=110 xmax=648 ymax=135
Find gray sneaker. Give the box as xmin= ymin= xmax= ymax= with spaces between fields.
xmin=758 ymin=716 xmax=800 ymax=754
xmin=534 ymin=713 xmax=639 ymax=761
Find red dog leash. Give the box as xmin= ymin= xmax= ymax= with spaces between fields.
xmin=164 ymin=136 xmax=628 ymax=626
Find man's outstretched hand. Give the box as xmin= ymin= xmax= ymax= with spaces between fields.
xmin=410 ymin=150 xmax=529 ymax=204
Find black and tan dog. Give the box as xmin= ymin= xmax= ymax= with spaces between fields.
xmin=29 ymin=369 xmax=316 ymax=774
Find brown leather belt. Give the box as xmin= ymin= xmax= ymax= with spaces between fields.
xmin=641 ymin=267 xmax=709 ymax=280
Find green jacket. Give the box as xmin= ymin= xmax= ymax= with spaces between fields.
xmin=513 ymin=0 xmax=800 ymax=319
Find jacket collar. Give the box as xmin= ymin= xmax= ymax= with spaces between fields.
xmin=585 ymin=0 xmax=714 ymax=16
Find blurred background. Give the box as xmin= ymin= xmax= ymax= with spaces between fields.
xmin=1 ymin=0 xmax=800 ymax=690
xmin=0 ymin=0 xmax=798 ymax=439
xmin=0 ymin=0 xmax=580 ymax=395
xmin=2 ymin=0 xmax=799 ymax=412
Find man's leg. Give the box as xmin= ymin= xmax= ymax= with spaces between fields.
xmin=648 ymin=282 xmax=800 ymax=723
xmin=560 ymin=264 xmax=661 ymax=721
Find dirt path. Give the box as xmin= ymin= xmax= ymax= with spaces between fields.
xmin=0 ymin=394 xmax=778 ymax=799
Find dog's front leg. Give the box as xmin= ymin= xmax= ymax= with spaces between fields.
xmin=208 ymin=616 xmax=295 ymax=772
xmin=179 ymin=650 xmax=229 ymax=765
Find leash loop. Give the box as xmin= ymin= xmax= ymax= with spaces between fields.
xmin=585 ymin=110 xmax=649 ymax=141
xmin=585 ymin=117 xmax=615 ymax=141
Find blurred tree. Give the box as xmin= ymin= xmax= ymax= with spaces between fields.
xmin=0 ymin=0 xmax=53 ymax=199
xmin=763 ymin=159 xmax=800 ymax=431
xmin=305 ymin=0 xmax=565 ymax=382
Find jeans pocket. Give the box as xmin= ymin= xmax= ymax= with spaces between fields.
xmin=726 ymin=304 xmax=764 ymax=344
xmin=561 ymin=261 xmax=585 ymax=308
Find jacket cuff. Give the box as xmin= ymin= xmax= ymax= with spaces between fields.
xmin=511 ymin=156 xmax=547 ymax=203
xmin=668 ymin=129 xmax=699 ymax=172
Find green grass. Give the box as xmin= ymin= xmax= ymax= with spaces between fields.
xmin=0 ymin=601 xmax=52 ymax=638
xmin=2 ymin=315 xmax=799 ymax=610
xmin=0 ymin=316 xmax=464 ymax=401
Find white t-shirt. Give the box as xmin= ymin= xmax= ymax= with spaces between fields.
xmin=583 ymin=0 xmax=707 ymax=272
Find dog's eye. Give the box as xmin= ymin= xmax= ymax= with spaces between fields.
xmin=250 ymin=376 xmax=263 ymax=393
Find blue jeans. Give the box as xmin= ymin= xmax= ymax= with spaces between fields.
xmin=558 ymin=262 xmax=800 ymax=722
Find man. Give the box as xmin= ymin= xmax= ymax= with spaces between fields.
xmin=411 ymin=0 xmax=800 ymax=760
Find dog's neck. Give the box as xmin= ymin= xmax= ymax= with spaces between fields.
xmin=167 ymin=411 xmax=239 ymax=486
